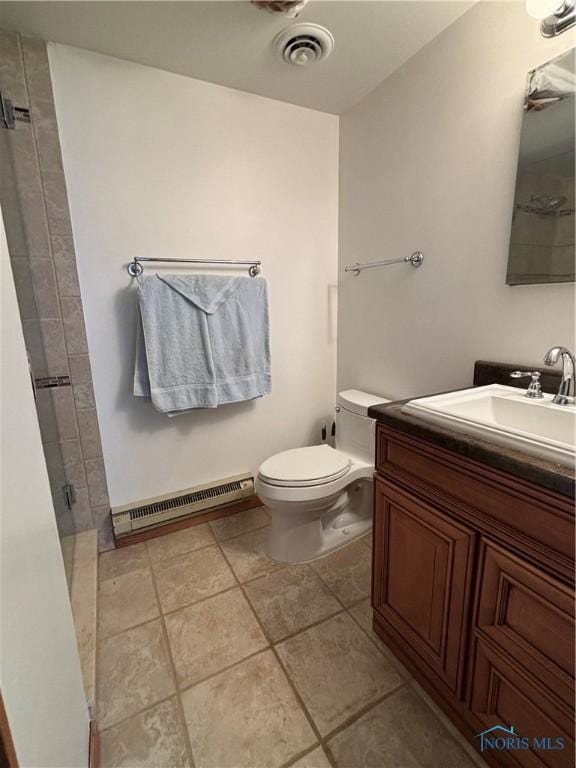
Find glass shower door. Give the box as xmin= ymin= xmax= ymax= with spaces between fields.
xmin=0 ymin=115 xmax=77 ymax=590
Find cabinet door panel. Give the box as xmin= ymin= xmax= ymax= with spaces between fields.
xmin=373 ymin=478 xmax=474 ymax=693
xmin=474 ymin=541 xmax=574 ymax=707
xmin=469 ymin=639 xmax=574 ymax=768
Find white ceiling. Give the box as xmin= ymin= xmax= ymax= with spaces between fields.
xmin=0 ymin=1 xmax=473 ymax=114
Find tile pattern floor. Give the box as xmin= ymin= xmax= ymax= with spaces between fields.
xmin=97 ymin=507 xmax=487 ymax=768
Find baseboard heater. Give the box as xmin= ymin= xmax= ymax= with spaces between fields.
xmin=111 ymin=473 xmax=254 ymax=537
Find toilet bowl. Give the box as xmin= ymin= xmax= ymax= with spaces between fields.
xmin=255 ymin=389 xmax=389 ymax=563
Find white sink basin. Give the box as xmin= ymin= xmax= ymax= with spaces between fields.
xmin=402 ymin=385 xmax=576 ymax=468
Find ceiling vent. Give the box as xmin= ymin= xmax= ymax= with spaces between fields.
xmin=273 ymin=23 xmax=335 ymax=67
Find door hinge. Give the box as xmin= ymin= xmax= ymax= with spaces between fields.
xmin=63 ymin=482 xmax=77 ymax=510
xmin=0 ymin=92 xmax=15 ymax=130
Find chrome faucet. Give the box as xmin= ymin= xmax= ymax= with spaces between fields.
xmin=544 ymin=346 xmax=576 ymax=406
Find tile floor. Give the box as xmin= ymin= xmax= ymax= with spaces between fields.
xmin=97 ymin=507 xmax=487 ymax=768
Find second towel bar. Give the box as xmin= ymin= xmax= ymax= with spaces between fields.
xmin=344 ymin=251 xmax=424 ymax=276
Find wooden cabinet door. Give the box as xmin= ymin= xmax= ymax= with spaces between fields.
xmin=468 ymin=639 xmax=575 ymax=768
xmin=473 ymin=541 xmax=574 ymax=709
xmin=372 ymin=477 xmax=475 ymax=693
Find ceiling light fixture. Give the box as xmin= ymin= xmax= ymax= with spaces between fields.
xmin=252 ymin=1 xmax=310 ymax=19
xmin=526 ymin=0 xmax=576 ymax=36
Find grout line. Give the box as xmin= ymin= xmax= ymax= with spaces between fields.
xmin=344 ymin=592 xmax=374 ymax=610
xmin=154 ymin=576 xmax=238 ymax=616
xmin=234 ymin=561 xmax=291 ymax=585
xmin=96 ymin=572 xmax=161 ymax=644
xmin=218 ymin=531 xmax=291 ymax=584
xmin=207 ymin=509 xmax=269 ymax=543
xmin=217 ymin=531 xmax=350 ymax=648
xmin=304 ymin=567 xmax=348 ymax=610
xmin=98 ymin=691 xmax=181 ymax=736
xmin=98 ymin=562 xmax=151 ymax=587
xmin=145 ymin=531 xmax=217 ymax=565
xmin=214 ymin=535 xmax=241 ymax=587
xmin=233 ymin=530 xmax=412 ymax=767
xmin=177 ymin=645 xmax=272 ymax=694
xmin=269 ymin=616 xmax=407 ymax=768
xmin=159 ymin=583 xmax=239 ymax=620
xmin=145 ymin=542 xmax=197 ymax=768
xmin=268 ymin=607 xmax=347 ymax=648
xmin=319 ymin=680 xmax=406 ymax=746
xmin=148 ymin=540 xmax=222 ymax=572
xmin=270 ymin=645 xmax=326 ymax=754
xmin=99 ymin=534 xmax=217 ymax=582
xmin=278 ymin=744 xmax=328 ymax=768
xmin=345 ymin=604 xmax=412 ymax=677
xmin=407 ymin=680 xmax=489 ymax=768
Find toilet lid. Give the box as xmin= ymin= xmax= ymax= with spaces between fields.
xmin=259 ymin=445 xmax=351 ymax=487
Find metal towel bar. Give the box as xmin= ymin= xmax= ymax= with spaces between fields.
xmin=344 ymin=251 xmax=424 ymax=276
xmin=127 ymin=257 xmax=262 ymax=278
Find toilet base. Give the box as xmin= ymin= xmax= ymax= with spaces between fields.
xmin=264 ymin=478 xmax=373 ymax=564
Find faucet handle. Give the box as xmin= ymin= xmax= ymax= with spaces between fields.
xmin=510 ymin=371 xmax=544 ymax=399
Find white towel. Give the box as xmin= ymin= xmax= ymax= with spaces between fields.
xmin=134 ymin=274 xmax=271 ymax=414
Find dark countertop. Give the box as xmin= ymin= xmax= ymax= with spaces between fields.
xmin=369 ymin=397 xmax=575 ymax=499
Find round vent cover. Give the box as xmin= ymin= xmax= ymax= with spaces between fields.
xmin=273 ymin=23 xmax=335 ymax=67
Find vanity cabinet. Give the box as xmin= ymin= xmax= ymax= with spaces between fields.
xmin=372 ymin=423 xmax=575 ymax=768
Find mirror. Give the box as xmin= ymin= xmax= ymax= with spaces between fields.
xmin=507 ymin=49 xmax=575 ymax=286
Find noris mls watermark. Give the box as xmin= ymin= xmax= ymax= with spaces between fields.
xmin=476 ymin=725 xmax=565 ymax=754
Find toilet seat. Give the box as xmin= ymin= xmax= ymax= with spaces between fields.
xmin=258 ymin=445 xmax=351 ymax=488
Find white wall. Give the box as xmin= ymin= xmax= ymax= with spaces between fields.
xmin=0 ymin=207 xmax=89 ymax=767
xmin=338 ymin=1 xmax=576 ymax=400
xmin=49 ymin=45 xmax=338 ymax=508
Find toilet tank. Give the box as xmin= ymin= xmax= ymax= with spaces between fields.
xmin=335 ymin=390 xmax=390 ymax=462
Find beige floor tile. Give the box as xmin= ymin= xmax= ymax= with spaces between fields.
xmin=348 ymin=598 xmax=412 ymax=679
xmin=164 ymin=587 xmax=267 ymax=688
xmin=361 ymin=531 xmax=373 ymax=550
xmin=99 ymin=543 xmax=149 ymax=581
xmin=69 ymin=530 xmax=98 ymax=707
xmin=100 ymin=698 xmax=191 ymax=768
xmin=98 ymin=619 xmax=175 ymax=729
xmin=153 ymin=545 xmax=236 ymax=614
xmin=410 ymin=682 xmax=488 ymax=768
xmin=99 ymin=568 xmax=159 ymax=638
xmin=276 ymin=613 xmax=402 ymax=736
xmin=244 ymin=564 xmax=342 ymax=642
xmin=310 ymin=539 xmax=371 ymax=607
xmin=291 ymin=747 xmax=332 ymax=768
xmin=147 ymin=524 xmax=215 ymax=563
xmin=220 ymin=527 xmax=284 ymax=582
xmin=181 ymin=649 xmax=316 ymax=768
xmin=347 ymin=596 xmax=374 ymax=636
xmin=327 ymin=686 xmax=478 ymax=768
xmin=61 ymin=534 xmax=75 ymax=591
xmin=209 ymin=506 xmax=270 ymax=541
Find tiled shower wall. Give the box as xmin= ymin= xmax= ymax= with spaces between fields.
xmin=0 ymin=29 xmax=114 ymax=550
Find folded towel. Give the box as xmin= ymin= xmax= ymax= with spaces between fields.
xmin=134 ymin=274 xmax=271 ymax=414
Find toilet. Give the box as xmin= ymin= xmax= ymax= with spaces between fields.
xmin=255 ymin=389 xmax=389 ymax=563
